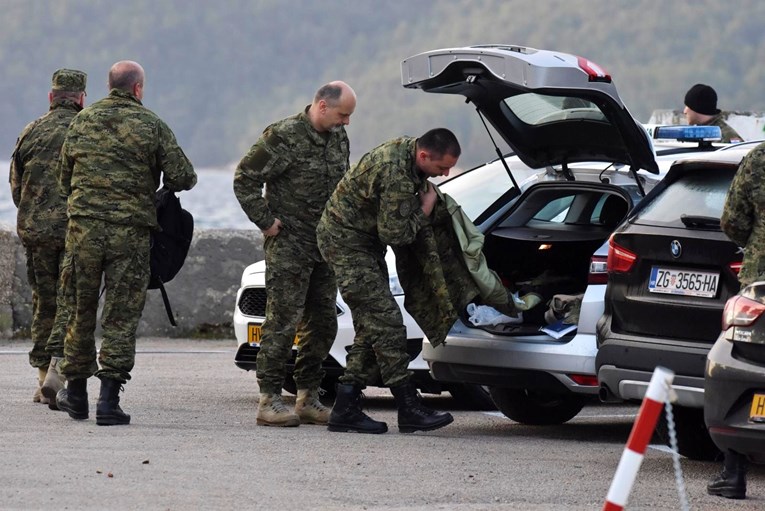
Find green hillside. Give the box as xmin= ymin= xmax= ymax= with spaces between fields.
xmin=2 ymin=0 xmax=763 ymax=169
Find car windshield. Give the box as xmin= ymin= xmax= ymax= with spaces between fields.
xmin=635 ymin=170 xmax=732 ymax=225
xmin=504 ymin=93 xmax=606 ymax=125
xmin=438 ymin=163 xmax=515 ymax=221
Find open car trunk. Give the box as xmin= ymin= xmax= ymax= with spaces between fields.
xmin=462 ymin=181 xmax=632 ymax=336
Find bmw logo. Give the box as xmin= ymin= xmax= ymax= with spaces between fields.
xmin=670 ymin=240 xmax=682 ymax=258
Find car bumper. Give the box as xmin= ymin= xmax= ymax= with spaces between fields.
xmin=705 ymin=337 xmax=765 ymax=463
xmin=421 ymin=319 xmax=599 ymax=395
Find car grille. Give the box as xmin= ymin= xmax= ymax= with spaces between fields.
xmin=238 ymin=288 xmax=267 ymax=317
xmin=237 ymin=287 xmax=344 ymax=317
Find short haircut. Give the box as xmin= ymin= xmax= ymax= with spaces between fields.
xmin=108 ymin=66 xmax=143 ymax=91
xmin=314 ymin=83 xmax=343 ymax=107
xmin=418 ymin=128 xmax=461 ymax=159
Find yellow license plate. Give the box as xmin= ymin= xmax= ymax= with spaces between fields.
xmin=248 ymin=324 xmax=262 ymax=345
xmin=247 ymin=324 xmax=299 ymax=346
xmin=750 ymin=393 xmax=765 ymax=421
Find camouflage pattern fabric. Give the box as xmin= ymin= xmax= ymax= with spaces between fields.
xmin=721 ymin=141 xmax=765 ymax=286
xmin=59 ymin=89 xmax=197 ymax=228
xmin=10 ymin=98 xmax=83 ymax=367
xmin=58 ymin=88 xmax=196 ymax=383
xmin=234 ymin=108 xmax=349 ymax=394
xmin=57 ymin=218 xmax=150 ymax=383
xmin=393 ymin=194 xmax=480 ymax=347
xmin=233 ymin=107 xmax=350 ymax=244
xmin=707 ymin=115 xmax=743 ymax=143
xmin=317 ymin=137 xmax=429 ymax=387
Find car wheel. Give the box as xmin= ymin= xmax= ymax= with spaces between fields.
xmin=447 ymin=383 xmax=496 ymax=411
xmin=655 ymin=405 xmax=722 ymax=461
xmin=488 ymin=387 xmax=585 ymax=425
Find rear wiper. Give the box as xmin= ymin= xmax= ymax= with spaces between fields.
xmin=680 ymin=214 xmax=720 ymax=230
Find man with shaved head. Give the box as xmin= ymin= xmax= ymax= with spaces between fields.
xmin=55 ymin=60 xmax=197 ymax=425
xmin=234 ymin=81 xmax=356 ymax=427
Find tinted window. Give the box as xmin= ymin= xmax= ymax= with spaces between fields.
xmin=635 ymin=171 xmax=732 ymax=224
xmin=533 ymin=195 xmax=574 ymax=223
xmin=504 ymin=93 xmax=606 ymax=125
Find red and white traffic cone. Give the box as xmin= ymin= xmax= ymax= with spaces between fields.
xmin=602 ymin=366 xmax=675 ymax=511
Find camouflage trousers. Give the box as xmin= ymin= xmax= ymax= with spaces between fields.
xmin=58 ymin=217 xmax=150 ymax=384
xmin=317 ymin=233 xmax=410 ymax=388
xmin=256 ymin=233 xmax=338 ymax=395
xmin=23 ymin=243 xmax=67 ymax=367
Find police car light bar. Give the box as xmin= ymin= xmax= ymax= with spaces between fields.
xmin=651 ymin=125 xmax=722 ymax=142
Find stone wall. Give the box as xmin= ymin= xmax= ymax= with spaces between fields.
xmin=0 ymin=227 xmax=263 ymax=339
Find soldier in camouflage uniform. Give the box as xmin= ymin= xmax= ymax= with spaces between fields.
xmin=316 ymin=128 xmax=459 ymax=434
xmin=711 ymin=141 xmax=765 ymax=499
xmin=234 ymin=82 xmax=356 ymax=427
xmin=55 ymin=61 xmax=197 ymax=426
xmin=9 ymin=69 xmax=87 ymax=408
xmin=684 ymin=83 xmax=743 ymax=143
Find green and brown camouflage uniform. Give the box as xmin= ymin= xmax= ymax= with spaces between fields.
xmin=234 ymin=107 xmax=349 ymax=394
xmin=58 ymin=88 xmax=197 ymax=384
xmin=9 ymin=69 xmax=86 ymax=369
xmin=706 ymin=115 xmax=743 ymax=144
xmin=721 ymin=141 xmax=765 ymax=286
xmin=317 ymin=137 xmax=430 ymax=388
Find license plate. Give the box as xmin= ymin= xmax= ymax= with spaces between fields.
xmin=750 ymin=393 xmax=765 ymax=423
xmin=247 ymin=323 xmax=299 ymax=346
xmin=648 ymin=267 xmax=719 ymax=298
xmin=248 ymin=324 xmax=262 ymax=345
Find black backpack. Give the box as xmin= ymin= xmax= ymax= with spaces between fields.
xmin=150 ymin=187 xmax=194 ymax=326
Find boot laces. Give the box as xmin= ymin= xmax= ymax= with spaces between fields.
xmin=269 ymin=395 xmax=289 ymax=413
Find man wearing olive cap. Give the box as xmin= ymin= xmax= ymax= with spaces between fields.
xmin=683 ymin=83 xmax=743 ymax=143
xmin=10 ymin=68 xmax=87 ymax=408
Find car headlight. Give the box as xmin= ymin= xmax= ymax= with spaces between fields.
xmin=389 ymin=275 xmax=404 ymax=296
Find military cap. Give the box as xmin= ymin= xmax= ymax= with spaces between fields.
xmin=51 ymin=68 xmax=87 ymax=92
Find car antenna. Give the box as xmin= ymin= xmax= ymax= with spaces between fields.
xmin=470 ymin=99 xmax=521 ymax=192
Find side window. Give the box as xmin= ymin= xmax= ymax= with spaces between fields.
xmin=532 ymin=195 xmax=575 ymax=223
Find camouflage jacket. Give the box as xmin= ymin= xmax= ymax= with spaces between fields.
xmin=721 ymin=142 xmax=765 ymax=286
xmin=59 ymin=89 xmax=197 ymax=228
xmin=319 ymin=137 xmax=428 ymax=255
xmin=233 ymin=107 xmax=350 ymax=245
xmin=9 ymin=99 xmax=81 ymax=246
xmin=707 ymin=115 xmax=743 ymax=143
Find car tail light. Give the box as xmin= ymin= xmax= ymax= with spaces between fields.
xmin=588 ymin=254 xmax=608 ymax=284
xmin=722 ymin=294 xmax=765 ymax=329
xmin=577 ymin=56 xmax=611 ymax=83
xmin=729 ymin=261 xmax=742 ymax=275
xmin=569 ymin=374 xmax=598 ymax=386
xmin=606 ymin=236 xmax=636 ymax=273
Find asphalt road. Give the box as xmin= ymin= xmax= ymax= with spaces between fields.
xmin=1 ymin=338 xmax=762 ymax=511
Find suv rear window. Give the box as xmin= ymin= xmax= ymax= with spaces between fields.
xmin=634 ymin=170 xmax=732 ymax=226
xmin=504 ymin=93 xmax=606 ymax=126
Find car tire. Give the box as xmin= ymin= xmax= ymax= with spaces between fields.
xmin=655 ymin=405 xmax=722 ymax=461
xmin=488 ymin=387 xmax=585 ymax=425
xmin=447 ymin=383 xmax=496 ymax=411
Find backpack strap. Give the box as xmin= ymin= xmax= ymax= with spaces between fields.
xmin=156 ymin=280 xmax=177 ymax=327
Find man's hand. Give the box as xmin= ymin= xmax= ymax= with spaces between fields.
xmin=419 ymin=181 xmax=437 ymax=216
xmin=263 ymin=218 xmax=283 ymax=237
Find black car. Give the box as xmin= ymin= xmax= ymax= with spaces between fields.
xmin=596 ymin=146 xmax=757 ymax=460
xmin=705 ymin=282 xmax=765 ymax=464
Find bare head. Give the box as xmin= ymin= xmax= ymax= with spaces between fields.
xmin=308 ymin=81 xmax=357 ymax=132
xmin=415 ymin=128 xmax=461 ymax=178
xmin=108 ymin=60 xmax=146 ymax=100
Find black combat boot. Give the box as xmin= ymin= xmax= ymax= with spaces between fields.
xmin=327 ymin=383 xmax=387 ymax=434
xmin=707 ymin=451 xmax=747 ymax=499
xmin=391 ymin=382 xmax=454 ymax=433
xmin=96 ymin=377 xmax=131 ymax=426
xmin=56 ymin=378 xmax=89 ymax=420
